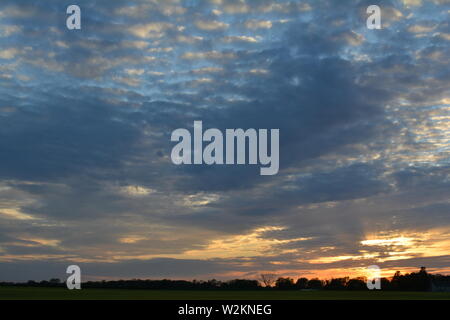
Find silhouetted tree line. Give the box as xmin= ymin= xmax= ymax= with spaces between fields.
xmin=268 ymin=267 xmax=450 ymax=291
xmin=0 ymin=278 xmax=260 ymax=290
xmin=2 ymin=267 xmax=449 ymax=291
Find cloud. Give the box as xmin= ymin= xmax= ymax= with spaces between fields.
xmin=222 ymin=35 xmax=260 ymax=43
xmin=0 ymin=0 xmax=449 ymax=281
xmin=400 ymin=0 xmax=422 ymax=7
xmin=181 ymin=50 xmax=236 ymax=60
xmin=195 ymin=20 xmax=229 ymax=31
xmin=0 ymin=48 xmax=20 ymax=59
xmin=408 ymin=25 xmax=436 ymax=33
xmin=245 ymin=20 xmax=273 ymax=29
xmin=128 ymin=23 xmax=175 ymax=38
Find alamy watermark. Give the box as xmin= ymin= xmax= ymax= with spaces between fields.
xmin=66 ymin=265 xmax=81 ymax=290
xmin=366 ymin=265 xmax=381 ymax=290
xmin=66 ymin=5 xmax=81 ymax=30
xmin=171 ymin=121 xmax=279 ymax=176
xmin=65 ymin=4 xmax=381 ymax=31
xmin=367 ymin=5 xmax=382 ymax=29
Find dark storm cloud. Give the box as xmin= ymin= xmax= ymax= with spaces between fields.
xmin=0 ymin=89 xmax=142 ymax=181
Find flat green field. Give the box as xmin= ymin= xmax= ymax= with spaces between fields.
xmin=1 ymin=287 xmax=450 ymax=300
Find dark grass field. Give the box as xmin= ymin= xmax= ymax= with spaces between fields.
xmin=1 ymin=287 xmax=450 ymax=300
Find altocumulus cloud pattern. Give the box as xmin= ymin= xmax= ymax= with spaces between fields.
xmin=0 ymin=0 xmax=449 ymax=281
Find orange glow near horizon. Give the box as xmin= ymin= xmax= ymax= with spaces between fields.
xmin=1 ymin=225 xmax=450 ymax=280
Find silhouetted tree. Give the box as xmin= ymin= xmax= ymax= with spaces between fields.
xmin=325 ymin=277 xmax=348 ymax=290
xmin=381 ymin=277 xmax=391 ymax=290
xmin=295 ymin=277 xmax=308 ymax=289
xmin=390 ymin=268 xmax=430 ymax=291
xmin=275 ymin=277 xmax=295 ymax=290
xmin=346 ymin=278 xmax=366 ymax=290
xmin=223 ymin=279 xmax=260 ymax=290
xmin=49 ymin=278 xmax=61 ymax=284
xmin=259 ymin=273 xmax=277 ymax=287
xmin=307 ymin=278 xmax=323 ymax=289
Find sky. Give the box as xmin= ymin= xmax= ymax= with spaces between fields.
xmin=0 ymin=0 xmax=449 ymax=282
